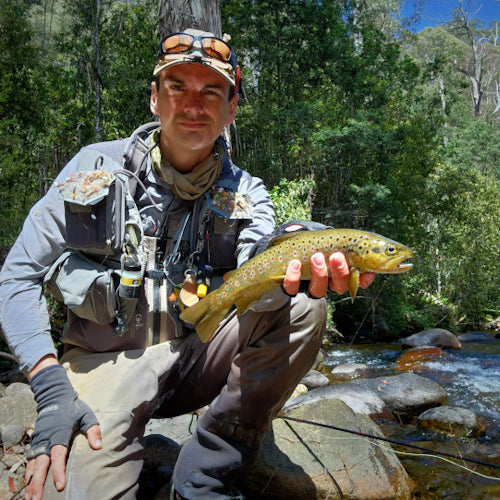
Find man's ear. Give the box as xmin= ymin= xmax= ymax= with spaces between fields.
xmin=225 ymin=94 xmax=239 ymax=125
xmin=150 ymin=81 xmax=159 ymax=116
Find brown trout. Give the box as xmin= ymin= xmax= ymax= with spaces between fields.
xmin=180 ymin=228 xmax=414 ymax=342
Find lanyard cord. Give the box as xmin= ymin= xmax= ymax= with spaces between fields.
xmin=278 ymin=415 xmax=500 ymax=474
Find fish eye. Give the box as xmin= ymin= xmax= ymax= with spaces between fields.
xmin=385 ymin=245 xmax=397 ymax=255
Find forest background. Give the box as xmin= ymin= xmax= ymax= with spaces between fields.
xmin=0 ymin=0 xmax=499 ymax=343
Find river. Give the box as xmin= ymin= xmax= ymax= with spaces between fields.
xmin=324 ymin=339 xmax=500 ymax=499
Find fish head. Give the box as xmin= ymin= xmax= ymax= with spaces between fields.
xmin=347 ymin=235 xmax=414 ymax=274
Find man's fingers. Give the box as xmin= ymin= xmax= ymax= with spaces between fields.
xmin=328 ymin=252 xmax=350 ymax=294
xmin=86 ymin=424 xmax=102 ymax=450
xmin=360 ymin=272 xmax=375 ymax=289
xmin=25 ymin=454 xmax=50 ymax=500
xmin=50 ymin=445 xmax=68 ymax=491
xmin=284 ymin=253 xmax=374 ymax=298
xmin=308 ymin=253 xmax=328 ymax=298
xmin=283 ymin=260 xmax=302 ymax=296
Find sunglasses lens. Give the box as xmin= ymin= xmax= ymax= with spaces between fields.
xmin=202 ymin=38 xmax=232 ymax=61
xmin=162 ymin=34 xmax=194 ymax=54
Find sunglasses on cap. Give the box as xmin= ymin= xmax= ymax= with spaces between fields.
xmin=157 ymin=32 xmax=237 ymax=71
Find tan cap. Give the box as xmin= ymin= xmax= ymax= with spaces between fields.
xmin=153 ymin=29 xmax=238 ymax=87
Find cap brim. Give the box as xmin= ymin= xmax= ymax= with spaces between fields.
xmin=153 ymin=54 xmax=236 ymax=87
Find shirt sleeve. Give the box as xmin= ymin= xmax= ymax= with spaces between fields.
xmin=0 ymin=147 xmax=94 ymax=373
xmin=235 ymin=173 xmax=275 ymax=267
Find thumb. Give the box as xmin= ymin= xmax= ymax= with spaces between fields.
xmin=86 ymin=424 xmax=102 ymax=450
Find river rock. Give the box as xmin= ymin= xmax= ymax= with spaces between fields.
xmin=331 ymin=362 xmax=372 ymax=379
xmin=146 ymin=414 xmax=201 ymax=446
xmin=348 ymin=373 xmax=447 ymax=419
xmin=395 ymin=346 xmax=447 ymax=372
xmin=289 ymin=383 xmax=308 ymax=400
xmin=1 ymin=424 xmax=25 ymax=450
xmin=401 ymin=328 xmax=461 ymax=349
xmin=300 ymin=369 xmax=329 ymax=389
xmin=282 ymin=385 xmax=390 ymax=419
xmin=240 ymin=399 xmax=413 ymax=499
xmin=457 ymin=331 xmax=496 ymax=342
xmin=417 ymin=405 xmax=486 ymax=438
xmin=0 ymin=382 xmax=37 ymax=442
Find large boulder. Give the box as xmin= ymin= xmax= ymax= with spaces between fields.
xmin=348 ymin=373 xmax=447 ymax=419
xmin=285 ymin=373 xmax=447 ymax=421
xmin=240 ymin=399 xmax=414 ymax=499
xmin=0 ymin=382 xmax=37 ymax=445
xmin=283 ymin=384 xmax=389 ymax=419
xmin=401 ymin=328 xmax=461 ymax=349
xmin=417 ymin=406 xmax=486 ymax=438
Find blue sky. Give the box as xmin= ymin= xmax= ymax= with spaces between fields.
xmin=401 ymin=0 xmax=500 ymax=31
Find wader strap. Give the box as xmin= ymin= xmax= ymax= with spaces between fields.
xmin=122 ymin=122 xmax=160 ymax=195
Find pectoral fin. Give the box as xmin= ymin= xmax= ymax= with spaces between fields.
xmin=348 ymin=268 xmax=360 ymax=301
xmin=234 ymin=278 xmax=285 ymax=314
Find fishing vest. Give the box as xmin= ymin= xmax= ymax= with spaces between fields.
xmin=45 ymin=123 xmax=254 ymax=345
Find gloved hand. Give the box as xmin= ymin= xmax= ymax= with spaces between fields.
xmin=27 ymin=364 xmax=99 ymax=458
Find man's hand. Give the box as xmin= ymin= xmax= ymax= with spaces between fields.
xmin=283 ymin=252 xmax=375 ymax=298
xmin=25 ymin=363 xmax=101 ymax=499
xmin=25 ymin=426 xmax=101 ymax=499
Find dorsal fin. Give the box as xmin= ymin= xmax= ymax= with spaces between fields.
xmin=268 ymin=231 xmax=305 ymax=248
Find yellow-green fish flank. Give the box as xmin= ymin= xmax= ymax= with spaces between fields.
xmin=180 ymin=228 xmax=414 ymax=342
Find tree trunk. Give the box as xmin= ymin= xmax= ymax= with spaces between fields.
xmin=157 ymin=0 xmax=235 ymax=152
xmin=158 ymin=0 xmax=221 ymax=39
xmin=94 ymin=0 xmax=103 ymax=141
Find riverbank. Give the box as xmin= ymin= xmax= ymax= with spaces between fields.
xmin=1 ymin=332 xmax=500 ymax=498
xmin=321 ymin=335 xmax=500 ymax=499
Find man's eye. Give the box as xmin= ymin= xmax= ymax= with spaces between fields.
xmin=204 ymin=89 xmax=222 ymax=97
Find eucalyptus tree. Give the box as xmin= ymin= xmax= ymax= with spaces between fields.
xmin=158 ymin=0 xmax=222 ymax=38
xmin=0 ymin=0 xmax=47 ymax=252
xmin=448 ymin=0 xmax=500 ymax=118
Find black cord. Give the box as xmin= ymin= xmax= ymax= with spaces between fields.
xmin=278 ymin=415 xmax=500 ymax=471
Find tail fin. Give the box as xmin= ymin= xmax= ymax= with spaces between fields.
xmin=180 ymin=298 xmax=232 ymax=343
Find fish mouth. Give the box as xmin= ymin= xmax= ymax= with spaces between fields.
xmin=380 ymin=253 xmax=414 ymax=274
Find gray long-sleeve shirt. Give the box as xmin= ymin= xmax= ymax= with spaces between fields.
xmin=0 ymin=131 xmax=276 ymax=373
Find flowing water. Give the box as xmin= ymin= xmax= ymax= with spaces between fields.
xmin=325 ymin=339 xmax=500 ymax=499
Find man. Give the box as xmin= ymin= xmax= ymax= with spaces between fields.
xmin=0 ymin=29 xmax=373 ymax=499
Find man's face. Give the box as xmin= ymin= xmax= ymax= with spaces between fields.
xmin=150 ymin=63 xmax=238 ymax=171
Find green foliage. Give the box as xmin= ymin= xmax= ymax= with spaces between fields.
xmin=0 ymin=0 xmax=46 ymax=252
xmin=269 ymin=177 xmax=316 ymax=226
xmin=412 ymin=162 xmax=500 ymax=326
xmin=1 ymin=0 xmax=498 ymax=339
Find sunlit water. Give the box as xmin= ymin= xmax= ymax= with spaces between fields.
xmin=325 ymin=340 xmax=500 ymax=499
xmin=325 ymin=340 xmax=500 ymax=428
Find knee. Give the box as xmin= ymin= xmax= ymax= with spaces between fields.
xmin=289 ymin=293 xmax=327 ymax=343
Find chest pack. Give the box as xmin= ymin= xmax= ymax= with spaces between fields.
xmin=46 ymin=123 xmax=159 ymax=336
xmin=46 ymin=124 xmax=255 ymax=342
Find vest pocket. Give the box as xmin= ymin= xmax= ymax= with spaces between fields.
xmin=45 ymin=251 xmax=118 ymax=325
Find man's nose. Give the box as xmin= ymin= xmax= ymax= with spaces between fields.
xmin=184 ymin=91 xmax=203 ymax=115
